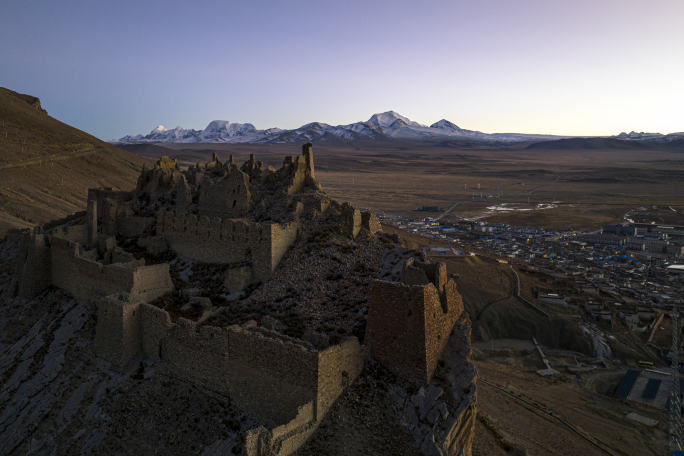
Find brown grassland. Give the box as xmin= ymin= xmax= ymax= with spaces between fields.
xmin=122 ymin=139 xmax=684 ymax=231
xmin=0 ymin=88 xmax=153 ymax=236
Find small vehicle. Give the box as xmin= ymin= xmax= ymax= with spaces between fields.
xmin=638 ymin=361 xmax=654 ymax=369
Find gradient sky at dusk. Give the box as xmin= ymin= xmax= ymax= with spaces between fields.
xmin=1 ymin=0 xmax=682 ymax=140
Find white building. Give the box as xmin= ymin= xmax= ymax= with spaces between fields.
xmin=538 ymin=292 xmax=566 ymax=306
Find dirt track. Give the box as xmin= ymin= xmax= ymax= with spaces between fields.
xmin=475 ymin=360 xmax=668 ymax=455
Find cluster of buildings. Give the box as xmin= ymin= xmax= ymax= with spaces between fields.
xmin=383 ymin=216 xmax=684 ymax=351
xmin=577 ymin=224 xmax=684 ymax=258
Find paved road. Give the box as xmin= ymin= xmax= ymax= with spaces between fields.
xmin=509 ymin=265 xmax=550 ymax=318
xmin=434 ymin=201 xmax=460 ymax=221
xmin=0 ymin=148 xmax=101 ymax=170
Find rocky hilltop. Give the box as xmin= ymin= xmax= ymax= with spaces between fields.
xmin=0 ymin=143 xmax=477 ymax=455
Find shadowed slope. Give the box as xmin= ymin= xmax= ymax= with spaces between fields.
xmin=0 ymin=87 xmax=153 ymax=237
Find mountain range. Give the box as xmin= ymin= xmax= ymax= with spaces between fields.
xmin=110 ymin=111 xmax=571 ymax=145
xmin=111 ymin=111 xmax=684 ymax=146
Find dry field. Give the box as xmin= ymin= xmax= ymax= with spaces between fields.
xmin=120 ymin=140 xmax=684 ymax=231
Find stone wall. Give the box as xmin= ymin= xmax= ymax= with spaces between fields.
xmin=94 ymin=301 xmax=369 ymax=455
xmin=93 ymin=294 xmax=142 ymax=370
xmin=198 ymin=165 xmax=252 ymax=219
xmin=361 ymin=211 xmax=382 ymax=234
xmin=87 ymin=188 xmax=131 ymax=220
xmin=50 ymin=224 xmax=89 ymax=245
xmin=129 ymin=264 xmax=175 ymax=302
xmin=268 ymin=222 xmax=300 ymax=276
xmin=339 ymin=203 xmax=361 ymax=239
xmin=162 ymin=319 xmax=232 ymax=394
xmin=49 ymin=236 xmax=173 ymax=303
xmin=39 ymin=210 xmax=87 ymax=233
xmin=140 ymin=303 xmax=173 ymax=361
xmin=424 ymin=281 xmax=463 ymax=382
xmin=130 ymin=311 xmax=325 ymax=426
xmin=157 ymin=211 xmax=298 ymax=282
xmin=227 ymin=326 xmax=319 ymax=426
xmin=245 ymin=402 xmax=318 ymax=456
xmin=316 ymin=337 xmax=366 ymax=418
xmin=283 ymin=143 xmax=321 ymax=195
xmin=367 ymin=260 xmax=464 ymax=384
xmin=9 ymin=232 xmax=52 ymax=298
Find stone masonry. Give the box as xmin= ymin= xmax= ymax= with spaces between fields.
xmin=6 ymin=142 xmax=477 ymax=456
xmin=366 ymin=258 xmax=464 ymax=384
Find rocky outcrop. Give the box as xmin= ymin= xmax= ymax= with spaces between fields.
xmin=389 ymin=317 xmax=477 ymax=455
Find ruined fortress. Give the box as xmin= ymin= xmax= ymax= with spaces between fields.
xmin=7 ymin=144 xmax=477 ymax=456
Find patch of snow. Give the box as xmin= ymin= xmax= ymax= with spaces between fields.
xmin=170 ymin=256 xmax=195 ymax=282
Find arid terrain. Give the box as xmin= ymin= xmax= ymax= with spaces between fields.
xmin=0 ymin=89 xmax=675 ymax=455
xmin=0 ymin=88 xmax=152 ymax=236
xmin=0 ymin=224 xmax=668 ymax=456
xmin=118 ymin=140 xmax=684 ymax=231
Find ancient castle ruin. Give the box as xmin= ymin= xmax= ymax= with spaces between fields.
xmin=367 ymin=259 xmax=464 ymax=385
xmin=6 ymin=144 xmax=477 ymax=456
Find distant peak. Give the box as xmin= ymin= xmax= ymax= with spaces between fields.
xmin=151 ymin=125 xmax=167 ymax=133
xmin=368 ymin=111 xmax=424 ymax=128
xmin=431 ymin=119 xmax=462 ymax=132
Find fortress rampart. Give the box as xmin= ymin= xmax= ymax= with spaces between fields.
xmin=95 ymin=296 xmax=366 ymax=427
xmin=87 ymin=187 xmax=132 ymax=220
xmin=157 ymin=211 xmax=298 ymax=283
xmin=10 ymin=232 xmax=173 ymax=302
xmin=6 ymin=142 xmax=476 ymax=456
xmin=366 ymin=259 xmax=464 ymax=384
xmin=50 ymin=236 xmax=173 ymax=303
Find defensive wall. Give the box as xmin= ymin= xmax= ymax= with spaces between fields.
xmin=198 ymin=164 xmax=252 ymax=219
xmin=9 ymin=231 xmax=174 ymax=302
xmin=95 ymin=295 xmax=367 ymax=455
xmin=39 ymin=210 xmax=88 ymax=234
xmin=49 ymin=224 xmax=89 ymax=244
xmin=87 ymin=187 xmax=132 ymax=220
xmin=95 ymin=197 xmax=156 ymax=239
xmin=366 ymin=259 xmax=464 ymax=384
xmin=157 ymin=211 xmax=298 ymax=283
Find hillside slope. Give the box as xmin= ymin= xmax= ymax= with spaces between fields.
xmin=0 ymin=87 xmax=153 ymax=236
xmin=525 ymin=136 xmax=684 ymax=151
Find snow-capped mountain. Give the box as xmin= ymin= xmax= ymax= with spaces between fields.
xmin=116 ymin=121 xmax=283 ymax=144
xmin=616 ymin=131 xmax=684 ymax=142
xmin=430 ymin=119 xmax=463 ymax=132
xmin=110 ymin=111 xmax=568 ymax=145
xmin=368 ymin=111 xmax=426 ymax=128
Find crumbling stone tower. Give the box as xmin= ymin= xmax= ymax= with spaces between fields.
xmin=366 ymin=259 xmax=463 ymax=384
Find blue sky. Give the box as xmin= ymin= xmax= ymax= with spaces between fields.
xmin=1 ymin=0 xmax=682 ymax=139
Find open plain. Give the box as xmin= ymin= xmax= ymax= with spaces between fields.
xmin=119 ymin=139 xmax=684 ymax=231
